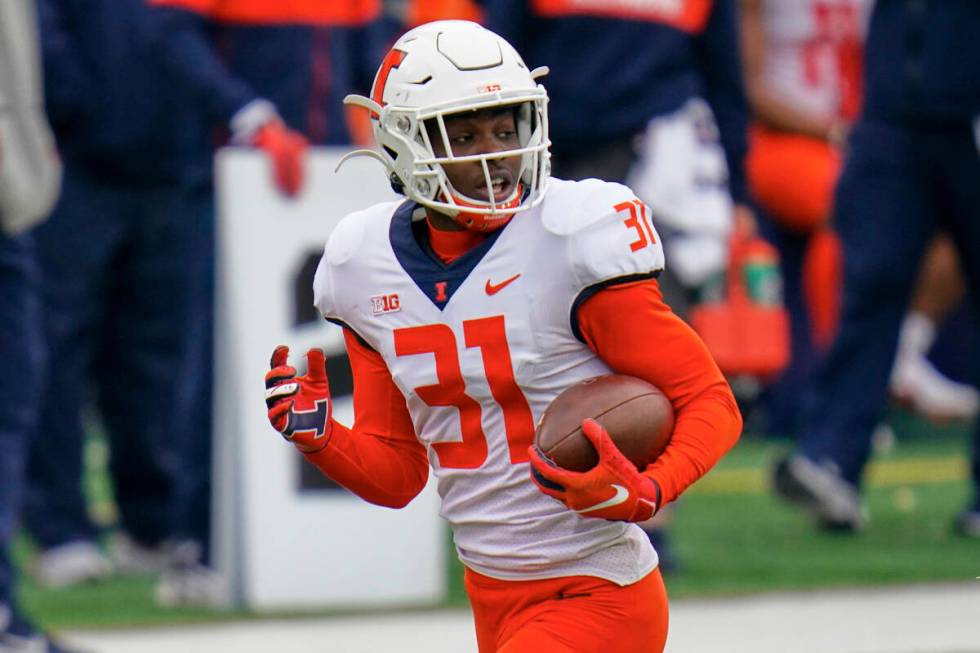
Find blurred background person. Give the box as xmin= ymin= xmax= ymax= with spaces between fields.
xmin=0 ymin=0 xmax=75 ymax=649
xmin=773 ymin=0 xmax=980 ymax=535
xmin=741 ymin=0 xmax=977 ymax=438
xmin=484 ymin=0 xmax=751 ymax=301
xmin=739 ymin=0 xmax=868 ymax=437
xmin=143 ymin=0 xmax=399 ymax=603
xmin=889 ymin=235 xmax=979 ymax=422
xmin=482 ymin=0 xmax=751 ymax=570
xmin=25 ymin=0 xmax=195 ymax=590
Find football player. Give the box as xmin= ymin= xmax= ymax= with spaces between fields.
xmin=739 ymin=0 xmax=868 ymax=435
xmin=265 ymin=21 xmax=742 ymax=652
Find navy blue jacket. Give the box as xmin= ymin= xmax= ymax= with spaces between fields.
xmin=483 ymin=0 xmax=748 ymax=203
xmin=863 ymin=0 xmax=980 ymax=125
xmin=145 ymin=6 xmax=397 ymax=185
xmin=146 ymin=9 xmax=395 ymax=144
xmin=38 ymin=0 xmax=186 ymax=185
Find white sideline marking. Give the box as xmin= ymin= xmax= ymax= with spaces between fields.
xmin=63 ymin=582 xmax=980 ymax=653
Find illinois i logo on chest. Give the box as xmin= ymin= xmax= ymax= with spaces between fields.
xmin=434 ymin=281 xmax=448 ymax=303
xmin=371 ymin=293 xmax=401 ymax=315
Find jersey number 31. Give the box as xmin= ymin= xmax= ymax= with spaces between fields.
xmin=394 ymin=315 xmax=534 ymax=469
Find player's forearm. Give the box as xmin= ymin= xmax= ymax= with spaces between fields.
xmin=748 ymin=86 xmax=838 ymax=141
xmin=303 ymin=420 xmax=429 ymax=509
xmin=642 ymin=383 xmax=742 ymax=505
xmin=577 ymin=279 xmax=743 ymax=505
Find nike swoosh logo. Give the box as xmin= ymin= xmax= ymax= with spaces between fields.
xmin=575 ymin=484 xmax=629 ymax=514
xmin=485 ymin=273 xmax=521 ymax=296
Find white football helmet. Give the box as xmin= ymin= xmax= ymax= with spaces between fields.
xmin=341 ymin=20 xmax=551 ymax=230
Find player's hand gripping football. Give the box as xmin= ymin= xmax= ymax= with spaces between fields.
xmin=528 ymin=419 xmax=661 ymax=522
xmin=264 ymin=346 xmax=332 ymax=453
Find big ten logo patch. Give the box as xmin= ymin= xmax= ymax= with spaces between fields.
xmin=371 ymin=293 xmax=401 ymax=315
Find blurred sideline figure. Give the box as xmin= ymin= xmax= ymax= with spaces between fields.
xmin=0 ymin=1 xmax=77 ymax=649
xmin=486 ymin=0 xmax=752 ymax=297
xmin=144 ymin=0 xmax=398 ymax=604
xmin=741 ymin=0 xmax=977 ymax=434
xmin=773 ymin=0 xmax=980 ymax=536
xmin=739 ymin=0 xmax=868 ymax=437
xmin=890 ymin=235 xmax=979 ymax=422
xmin=26 ymin=0 xmax=195 ymax=590
xmin=483 ymin=0 xmax=750 ymax=570
xmin=264 ymin=21 xmax=741 ymax=651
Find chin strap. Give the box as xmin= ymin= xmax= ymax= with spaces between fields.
xmin=445 ymin=183 xmax=524 ymax=232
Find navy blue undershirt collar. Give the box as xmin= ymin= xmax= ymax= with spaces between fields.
xmin=388 ymin=200 xmax=506 ymax=310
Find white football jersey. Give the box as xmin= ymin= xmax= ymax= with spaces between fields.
xmin=761 ymin=0 xmax=869 ymax=123
xmin=314 ymin=178 xmax=664 ymax=584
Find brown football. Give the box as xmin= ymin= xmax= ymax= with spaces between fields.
xmin=534 ymin=374 xmax=674 ymax=472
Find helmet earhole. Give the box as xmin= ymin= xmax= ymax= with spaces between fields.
xmin=388 ymin=172 xmax=405 ymax=195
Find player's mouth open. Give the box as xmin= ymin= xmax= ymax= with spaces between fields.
xmin=473 ymin=173 xmax=515 ymax=202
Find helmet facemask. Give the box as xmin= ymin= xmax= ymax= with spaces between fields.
xmin=413 ymin=99 xmax=548 ymax=230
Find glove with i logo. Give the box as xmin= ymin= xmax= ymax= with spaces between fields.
xmin=264 ymin=345 xmax=332 ymax=453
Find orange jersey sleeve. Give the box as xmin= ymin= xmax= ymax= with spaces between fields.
xmin=577 ymin=279 xmax=743 ymax=506
xmin=303 ymin=329 xmax=429 ymax=508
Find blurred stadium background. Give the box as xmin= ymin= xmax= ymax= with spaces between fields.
xmin=3 ymin=0 xmax=979 ymax=651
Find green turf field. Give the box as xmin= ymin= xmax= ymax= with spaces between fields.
xmin=18 ymin=409 xmax=978 ymax=628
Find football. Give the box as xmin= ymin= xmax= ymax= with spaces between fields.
xmin=534 ymin=374 xmax=674 ymax=472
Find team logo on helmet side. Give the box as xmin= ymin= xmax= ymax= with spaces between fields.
xmin=370 ymin=48 xmax=407 ymax=118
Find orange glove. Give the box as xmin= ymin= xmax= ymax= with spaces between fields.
xmin=230 ymin=99 xmax=308 ymax=198
xmin=528 ymin=419 xmax=661 ymax=522
xmin=252 ymin=120 xmax=308 ymax=198
xmin=264 ymin=346 xmax=332 ymax=453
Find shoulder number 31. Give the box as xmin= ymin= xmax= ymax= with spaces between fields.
xmin=616 ymin=200 xmax=656 ymax=252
